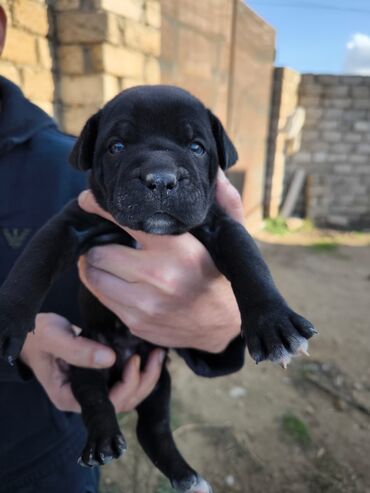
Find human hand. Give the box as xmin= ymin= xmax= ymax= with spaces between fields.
xmin=20 ymin=313 xmax=164 ymax=412
xmin=77 ymin=170 xmax=243 ymax=354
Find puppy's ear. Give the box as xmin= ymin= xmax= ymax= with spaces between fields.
xmin=69 ymin=110 xmax=101 ymax=171
xmin=208 ymin=110 xmax=238 ymax=169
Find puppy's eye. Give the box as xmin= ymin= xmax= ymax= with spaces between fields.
xmin=108 ymin=141 xmax=125 ymax=154
xmin=189 ymin=142 xmax=205 ymax=156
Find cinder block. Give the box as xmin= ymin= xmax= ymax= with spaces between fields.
xmin=121 ymin=77 xmax=144 ymax=90
xmin=351 ymin=86 xmax=370 ymax=98
xmin=2 ymin=27 xmax=37 ymax=65
xmin=63 ymin=104 xmax=101 ymax=136
xmin=54 ymin=0 xmax=80 ymax=11
xmin=57 ymin=11 xmax=120 ymax=44
xmin=145 ymin=0 xmax=161 ymax=28
xmin=0 ymin=61 xmax=21 ymax=85
xmin=60 ymin=73 xmax=119 ymax=106
xmin=22 ymin=67 xmax=55 ymax=102
xmin=344 ymin=133 xmax=362 ymax=143
xmin=323 ymin=86 xmax=349 ymax=98
xmin=354 ymin=121 xmax=370 ymax=132
xmin=334 ymin=164 xmax=351 ymax=173
xmin=322 ymin=131 xmax=341 ymax=143
xmin=356 ymin=143 xmax=370 ymax=154
xmin=349 ymin=154 xmax=368 ymax=163
xmin=312 ymin=152 xmax=328 ymax=163
xmin=58 ymin=45 xmax=85 ymax=74
xmin=37 ymin=38 xmax=53 ymax=70
xmin=353 ymin=99 xmax=370 ymax=110
xmin=99 ymin=0 xmax=144 ymax=21
xmin=144 ymin=56 xmax=160 ymax=83
xmin=124 ymin=21 xmax=160 ymax=56
xmin=13 ymin=0 xmax=49 ymax=36
xmin=91 ymin=44 xmax=145 ymax=78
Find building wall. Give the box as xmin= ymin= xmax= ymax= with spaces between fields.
xmin=285 ymin=75 xmax=370 ymax=229
xmin=161 ymin=0 xmax=275 ymax=226
xmin=0 ymin=0 xmax=275 ymax=226
xmin=0 ymin=0 xmax=55 ymax=116
xmin=55 ymin=0 xmax=161 ymax=135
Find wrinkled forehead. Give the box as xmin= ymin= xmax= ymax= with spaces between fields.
xmin=99 ymin=86 xmax=211 ymax=139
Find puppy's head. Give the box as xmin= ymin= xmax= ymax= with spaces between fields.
xmin=70 ymin=85 xmax=237 ymax=234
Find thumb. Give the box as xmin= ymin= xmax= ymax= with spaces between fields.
xmin=216 ymin=169 xmax=245 ymax=224
xmin=39 ymin=315 xmax=116 ymax=369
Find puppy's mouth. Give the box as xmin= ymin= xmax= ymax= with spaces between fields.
xmin=142 ymin=213 xmax=185 ymax=235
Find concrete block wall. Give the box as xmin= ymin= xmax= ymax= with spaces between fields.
xmin=286 ymin=75 xmax=370 ymax=229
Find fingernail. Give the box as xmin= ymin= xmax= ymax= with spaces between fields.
xmin=158 ymin=350 xmax=166 ymax=364
xmin=94 ymin=349 xmax=114 ymax=367
xmin=78 ymin=190 xmax=90 ymax=205
xmin=217 ymin=169 xmax=227 ymax=182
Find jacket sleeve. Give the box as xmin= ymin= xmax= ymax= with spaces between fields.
xmin=176 ymin=334 xmax=247 ymax=378
xmin=0 ymin=359 xmax=33 ymax=382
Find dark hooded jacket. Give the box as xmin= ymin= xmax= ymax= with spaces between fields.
xmin=0 ymin=76 xmax=87 ymax=491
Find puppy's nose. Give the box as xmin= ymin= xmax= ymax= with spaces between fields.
xmin=144 ymin=172 xmax=177 ymax=191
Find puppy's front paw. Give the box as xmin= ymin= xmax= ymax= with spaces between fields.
xmin=0 ymin=306 xmax=34 ymax=363
xmin=172 ymin=475 xmax=213 ymax=493
xmin=245 ymin=305 xmax=317 ymax=368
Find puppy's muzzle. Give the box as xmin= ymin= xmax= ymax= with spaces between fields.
xmin=143 ymin=171 xmax=178 ymax=193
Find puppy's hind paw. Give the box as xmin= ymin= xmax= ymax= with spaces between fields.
xmin=172 ymin=475 xmax=213 ymax=493
xmin=78 ymin=431 xmax=127 ymax=467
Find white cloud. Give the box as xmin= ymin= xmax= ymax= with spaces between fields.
xmin=344 ymin=33 xmax=370 ymax=75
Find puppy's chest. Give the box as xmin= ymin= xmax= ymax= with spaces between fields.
xmin=92 ymin=320 xmax=155 ymax=383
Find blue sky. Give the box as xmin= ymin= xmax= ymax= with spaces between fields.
xmin=245 ymin=0 xmax=370 ymax=74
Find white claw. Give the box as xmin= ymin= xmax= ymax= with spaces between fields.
xmin=298 ymin=347 xmax=310 ymax=357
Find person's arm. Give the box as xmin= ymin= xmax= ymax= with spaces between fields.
xmin=77 ymin=170 xmax=243 ymax=355
xmin=19 ymin=313 xmax=164 ymax=412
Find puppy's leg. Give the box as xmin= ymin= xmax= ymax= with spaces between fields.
xmin=70 ymin=366 xmax=126 ymax=467
xmin=137 ymin=367 xmax=212 ymax=493
xmin=193 ymin=207 xmax=317 ymax=368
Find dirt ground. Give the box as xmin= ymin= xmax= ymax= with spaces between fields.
xmin=100 ymin=228 xmax=370 ymax=493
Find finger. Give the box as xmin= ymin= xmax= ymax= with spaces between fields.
xmin=39 ymin=318 xmax=116 ymax=369
xmin=78 ymin=190 xmax=116 ymax=224
xmin=216 ymin=169 xmax=244 ymax=223
xmin=47 ymin=381 xmax=81 ymax=413
xmin=135 ymin=349 xmax=165 ymax=402
xmin=33 ymin=357 xmax=81 ymax=412
xmin=109 ymin=355 xmax=141 ymax=411
xmin=80 ymin=245 xmax=151 ymax=284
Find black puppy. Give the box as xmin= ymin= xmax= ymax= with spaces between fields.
xmin=0 ymin=86 xmax=316 ymax=493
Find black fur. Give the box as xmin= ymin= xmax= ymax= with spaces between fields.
xmin=0 ymin=85 xmax=316 ymax=493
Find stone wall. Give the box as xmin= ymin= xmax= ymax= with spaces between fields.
xmin=55 ymin=0 xmax=161 ymax=135
xmin=0 ymin=0 xmax=55 ymax=116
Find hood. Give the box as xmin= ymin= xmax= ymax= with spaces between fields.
xmin=0 ymin=76 xmax=56 ymax=154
